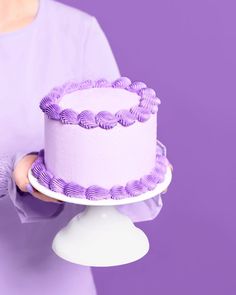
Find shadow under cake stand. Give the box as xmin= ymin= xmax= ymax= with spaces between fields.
xmin=28 ymin=166 xmax=172 ymax=267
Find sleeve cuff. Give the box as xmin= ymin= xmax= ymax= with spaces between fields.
xmin=116 ymin=194 xmax=163 ymax=223
xmin=0 ymin=152 xmax=64 ymax=224
xmin=8 ymin=176 xmax=65 ymax=223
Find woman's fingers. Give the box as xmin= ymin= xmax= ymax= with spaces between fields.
xmin=13 ymin=154 xmax=63 ymax=203
xmin=13 ymin=154 xmax=38 ymax=192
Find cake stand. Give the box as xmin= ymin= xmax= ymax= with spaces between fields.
xmin=28 ymin=166 xmax=172 ymax=267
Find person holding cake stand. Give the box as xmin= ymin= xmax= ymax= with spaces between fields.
xmin=0 ymin=0 xmax=167 ymax=294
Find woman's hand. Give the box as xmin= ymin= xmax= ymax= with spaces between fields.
xmin=13 ymin=154 xmax=62 ymax=203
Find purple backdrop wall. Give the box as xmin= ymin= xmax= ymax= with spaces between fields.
xmin=60 ymin=1 xmax=236 ymax=294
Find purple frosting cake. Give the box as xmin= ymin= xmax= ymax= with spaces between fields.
xmin=32 ymin=77 xmax=169 ymax=200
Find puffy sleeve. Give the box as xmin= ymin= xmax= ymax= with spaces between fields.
xmin=0 ymin=153 xmax=64 ymax=224
xmin=81 ymin=16 xmax=163 ymax=222
xmin=82 ymin=17 xmax=120 ymax=80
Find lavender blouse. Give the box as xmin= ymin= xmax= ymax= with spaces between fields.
xmin=0 ymin=1 xmax=162 ymax=294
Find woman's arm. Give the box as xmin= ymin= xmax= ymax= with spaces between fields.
xmin=81 ymin=16 xmax=163 ymax=222
xmin=0 ymin=153 xmax=65 ymax=224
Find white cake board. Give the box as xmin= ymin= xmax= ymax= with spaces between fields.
xmin=28 ymin=167 xmax=172 ymax=267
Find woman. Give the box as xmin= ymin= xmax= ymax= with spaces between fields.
xmin=0 ymin=0 xmax=163 ymax=294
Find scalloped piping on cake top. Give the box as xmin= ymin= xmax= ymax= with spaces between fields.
xmin=39 ymin=77 xmax=161 ymax=130
xmin=31 ymin=149 xmax=169 ymax=201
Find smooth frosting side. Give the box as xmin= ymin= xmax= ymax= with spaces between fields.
xmin=44 ymin=114 xmax=157 ymax=188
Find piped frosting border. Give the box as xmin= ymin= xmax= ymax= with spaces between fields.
xmin=31 ymin=147 xmax=170 ymax=201
xmin=39 ymin=77 xmax=161 ymax=130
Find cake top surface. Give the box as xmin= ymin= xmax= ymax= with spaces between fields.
xmin=59 ymin=88 xmax=139 ymax=113
xmin=39 ymin=77 xmax=161 ymax=130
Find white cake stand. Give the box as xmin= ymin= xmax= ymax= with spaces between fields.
xmin=28 ymin=166 xmax=172 ymax=267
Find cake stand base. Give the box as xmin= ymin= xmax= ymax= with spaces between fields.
xmin=29 ymin=165 xmax=172 ymax=267
xmin=52 ymin=205 xmax=149 ymax=267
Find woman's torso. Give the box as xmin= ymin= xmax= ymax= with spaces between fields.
xmin=0 ymin=1 xmax=98 ymax=294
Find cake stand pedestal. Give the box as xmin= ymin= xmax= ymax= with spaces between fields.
xmin=28 ymin=167 xmax=172 ymax=267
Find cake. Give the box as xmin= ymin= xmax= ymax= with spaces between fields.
xmin=31 ymin=77 xmax=169 ymax=200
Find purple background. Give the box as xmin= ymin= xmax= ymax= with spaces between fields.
xmin=60 ymin=1 xmax=236 ymax=294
